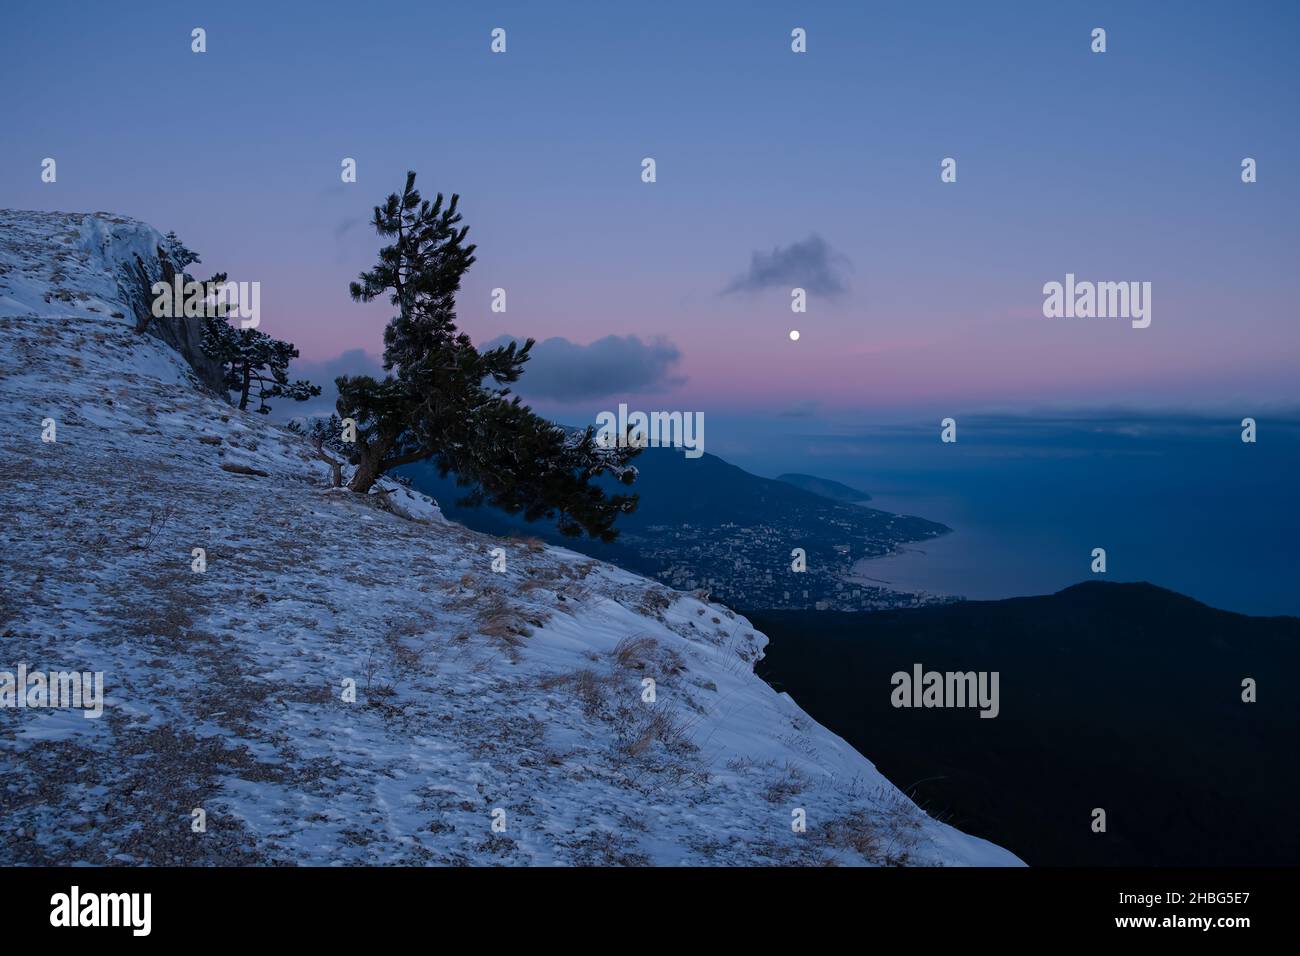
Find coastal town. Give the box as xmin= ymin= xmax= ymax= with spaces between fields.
xmin=625 ymin=518 xmax=953 ymax=612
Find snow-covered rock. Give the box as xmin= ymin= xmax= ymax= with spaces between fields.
xmin=0 ymin=208 xmax=224 ymax=391
xmin=0 ymin=209 xmax=1022 ymax=866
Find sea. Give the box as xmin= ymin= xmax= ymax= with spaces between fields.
xmin=730 ymin=413 xmax=1300 ymax=617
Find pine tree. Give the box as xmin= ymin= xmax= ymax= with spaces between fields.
xmin=162 ymin=231 xmax=201 ymax=272
xmin=338 ymin=171 xmax=639 ymax=540
xmin=202 ymin=317 xmax=321 ymax=414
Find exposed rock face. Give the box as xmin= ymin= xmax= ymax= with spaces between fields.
xmin=114 ymin=232 xmax=228 ymax=395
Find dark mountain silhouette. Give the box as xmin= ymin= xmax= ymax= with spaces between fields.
xmin=752 ymin=581 xmax=1300 ymax=866
xmin=400 ymin=448 xmax=945 ymax=610
xmin=404 ymin=447 xmax=937 ymax=540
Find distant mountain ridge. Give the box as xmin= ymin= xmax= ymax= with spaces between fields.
xmin=401 ymin=448 xmax=947 ymax=611
xmin=777 ymin=473 xmax=872 ymax=502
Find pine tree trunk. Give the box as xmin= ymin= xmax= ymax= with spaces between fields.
xmin=347 ymin=454 xmax=379 ymax=494
xmin=313 ymin=441 xmax=343 ymax=488
xmin=238 ymin=363 xmax=251 ymax=411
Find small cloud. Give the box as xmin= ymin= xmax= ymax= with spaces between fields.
xmin=275 ymin=348 xmax=385 ymax=420
xmin=483 ymin=334 xmax=686 ymax=402
xmin=291 ymin=347 xmax=385 ymax=384
xmin=722 ymin=234 xmax=851 ymax=298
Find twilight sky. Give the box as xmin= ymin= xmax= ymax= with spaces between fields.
xmin=3 ymin=0 xmax=1297 ymax=429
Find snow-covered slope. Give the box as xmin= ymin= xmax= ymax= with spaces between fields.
xmin=0 ymin=209 xmax=1022 ymax=866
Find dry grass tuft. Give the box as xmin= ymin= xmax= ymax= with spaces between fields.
xmin=541 ymin=668 xmax=605 ymax=717
xmin=762 ymin=761 xmax=809 ymax=804
xmin=616 ymin=704 xmax=699 ymax=763
xmin=637 ymin=587 xmax=675 ymax=619
xmin=816 ymin=788 xmax=927 ymax=866
xmin=612 ymin=635 xmax=658 ymax=670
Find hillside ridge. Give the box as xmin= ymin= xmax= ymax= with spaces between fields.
xmin=0 ymin=209 xmax=1019 ymax=866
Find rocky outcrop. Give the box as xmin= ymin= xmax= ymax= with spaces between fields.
xmin=116 ymin=239 xmax=227 ymax=394
xmin=0 ymin=209 xmax=229 ymax=397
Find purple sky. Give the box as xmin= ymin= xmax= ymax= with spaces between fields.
xmin=3 ymin=0 xmax=1297 ymax=420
